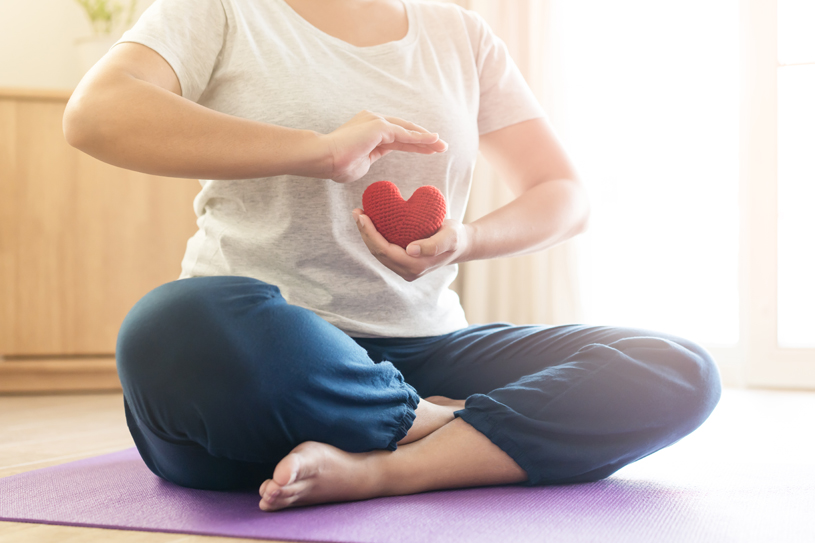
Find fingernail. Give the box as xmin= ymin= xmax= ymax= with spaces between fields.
xmin=287 ymin=469 xmax=298 ymax=486
xmin=406 ymin=245 xmax=421 ymax=256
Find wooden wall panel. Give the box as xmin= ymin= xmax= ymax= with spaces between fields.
xmin=0 ymin=100 xmax=18 ymax=356
xmin=0 ymin=89 xmax=201 ymax=360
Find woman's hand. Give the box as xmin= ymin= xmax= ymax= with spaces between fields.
xmin=321 ymin=111 xmax=448 ymax=184
xmin=352 ymin=208 xmax=471 ymax=282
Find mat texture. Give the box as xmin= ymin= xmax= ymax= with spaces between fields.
xmin=1 ymin=445 xmax=813 ymax=543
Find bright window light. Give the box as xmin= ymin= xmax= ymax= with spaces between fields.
xmin=777 ymin=65 xmax=815 ymax=348
xmin=554 ymin=0 xmax=740 ymax=345
xmin=778 ymin=0 xmax=815 ymax=65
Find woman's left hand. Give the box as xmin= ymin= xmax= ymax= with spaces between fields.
xmin=352 ymin=208 xmax=471 ymax=282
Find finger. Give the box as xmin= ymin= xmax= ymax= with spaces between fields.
xmin=352 ymin=208 xmax=363 ymax=228
xmin=354 ymin=213 xmax=393 ymax=255
xmin=377 ymin=142 xmax=440 ymax=154
xmin=356 ymin=214 xmax=423 ymax=267
xmin=386 ymin=131 xmax=448 ymax=153
xmin=353 ymin=212 xmax=434 ymax=282
xmin=406 ymin=228 xmax=454 ymax=258
xmin=389 ymin=124 xmax=445 ymax=147
xmin=383 ymin=116 xmax=433 ymax=134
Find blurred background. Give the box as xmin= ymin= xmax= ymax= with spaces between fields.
xmin=0 ymin=0 xmax=813 ymax=393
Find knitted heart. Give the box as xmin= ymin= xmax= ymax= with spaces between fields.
xmin=362 ymin=180 xmax=447 ymax=249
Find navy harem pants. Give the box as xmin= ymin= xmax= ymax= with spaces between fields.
xmin=116 ymin=276 xmax=722 ymax=490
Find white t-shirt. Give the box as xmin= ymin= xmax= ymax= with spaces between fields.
xmin=117 ymin=0 xmax=545 ymax=338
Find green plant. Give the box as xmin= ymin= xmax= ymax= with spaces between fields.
xmin=74 ymin=0 xmax=138 ymax=36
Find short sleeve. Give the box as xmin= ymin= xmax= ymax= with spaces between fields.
xmin=464 ymin=10 xmax=546 ymax=135
xmin=114 ymin=0 xmax=227 ymax=102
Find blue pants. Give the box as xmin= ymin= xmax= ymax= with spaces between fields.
xmin=116 ymin=276 xmax=721 ymax=490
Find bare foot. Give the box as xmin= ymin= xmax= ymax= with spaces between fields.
xmin=258 ymin=397 xmax=478 ymax=512
xmin=258 ymin=418 xmax=528 ymax=512
xmin=258 ymin=441 xmax=386 ymax=511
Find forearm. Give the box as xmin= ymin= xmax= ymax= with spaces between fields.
xmin=64 ymin=71 xmax=330 ymax=180
xmin=459 ymin=178 xmax=590 ymax=263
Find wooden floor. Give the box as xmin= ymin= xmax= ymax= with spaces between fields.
xmin=2 ymin=389 xmax=814 ymax=542
xmin=0 ymin=393 xmax=288 ymax=543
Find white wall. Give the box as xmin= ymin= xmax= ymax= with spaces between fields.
xmin=0 ymin=0 xmax=151 ymax=89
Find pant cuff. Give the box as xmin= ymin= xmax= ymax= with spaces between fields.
xmin=454 ymin=395 xmax=541 ymax=485
xmin=385 ymin=381 xmax=420 ymax=451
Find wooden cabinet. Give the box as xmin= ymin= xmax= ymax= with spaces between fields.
xmin=0 ymin=88 xmax=202 ymax=392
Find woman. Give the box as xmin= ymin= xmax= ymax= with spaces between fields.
xmin=64 ymin=0 xmax=721 ymax=512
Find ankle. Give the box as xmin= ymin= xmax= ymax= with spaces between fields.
xmin=363 ymin=450 xmax=398 ymax=496
xmin=398 ymin=400 xmax=454 ymax=445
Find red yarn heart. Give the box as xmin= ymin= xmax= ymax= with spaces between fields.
xmin=362 ymin=181 xmax=447 ymax=249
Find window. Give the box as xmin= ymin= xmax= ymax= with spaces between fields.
xmin=555 ymin=0 xmax=815 ymax=386
xmin=777 ymin=0 xmax=815 ymax=348
xmin=554 ymin=0 xmax=740 ymax=345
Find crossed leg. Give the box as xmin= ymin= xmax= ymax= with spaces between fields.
xmin=117 ymin=277 xmax=721 ymax=507
xmin=259 ymin=398 xmax=528 ymax=511
xmin=258 ymin=322 xmax=724 ymax=511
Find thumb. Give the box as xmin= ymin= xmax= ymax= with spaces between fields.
xmin=406 ymin=231 xmax=449 ymax=258
xmin=406 ymin=243 xmax=423 ymax=256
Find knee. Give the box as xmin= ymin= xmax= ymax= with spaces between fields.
xmin=614 ymin=333 xmax=722 ymax=437
xmin=670 ymin=338 xmax=722 ymax=431
xmin=117 ymin=277 xmax=271 ymax=382
xmin=116 ymin=276 xmax=417 ymax=459
xmin=116 ymin=276 xmax=314 ymax=462
xmin=497 ymin=331 xmax=722 ymax=486
xmin=115 ymin=276 xmax=284 ymax=419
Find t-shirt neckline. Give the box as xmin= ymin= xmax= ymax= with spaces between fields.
xmin=274 ymin=0 xmax=419 ymax=55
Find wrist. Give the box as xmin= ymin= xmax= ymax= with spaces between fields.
xmin=285 ymin=129 xmax=333 ymax=179
xmin=454 ymin=222 xmax=478 ymax=264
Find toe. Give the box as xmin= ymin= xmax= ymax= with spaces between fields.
xmin=260 ymin=491 xmax=303 ymax=512
xmin=272 ymin=454 xmax=301 ymax=487
xmin=271 ymin=441 xmax=326 ymax=487
xmin=259 ymin=486 xmax=282 ymax=511
xmin=276 ymin=480 xmax=309 ymax=500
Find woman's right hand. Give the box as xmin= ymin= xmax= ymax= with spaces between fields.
xmin=320 ymin=110 xmax=448 ymax=184
xmin=64 ymin=44 xmax=447 ymax=181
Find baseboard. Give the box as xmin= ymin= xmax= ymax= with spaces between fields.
xmin=0 ymin=358 xmax=121 ymax=394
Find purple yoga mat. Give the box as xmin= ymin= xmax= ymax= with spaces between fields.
xmin=1 ymin=447 xmax=813 ymax=543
